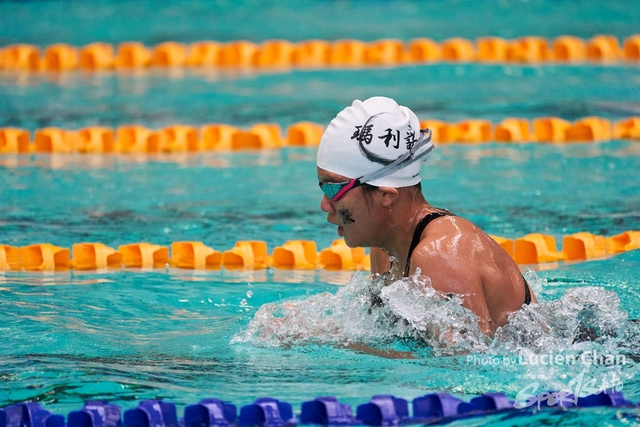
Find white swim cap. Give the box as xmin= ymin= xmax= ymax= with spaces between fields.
xmin=317 ymin=96 xmax=433 ymax=188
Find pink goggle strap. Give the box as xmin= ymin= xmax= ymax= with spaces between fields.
xmin=332 ymin=178 xmax=359 ymax=201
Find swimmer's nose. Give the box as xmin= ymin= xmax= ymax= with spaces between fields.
xmin=320 ymin=194 xmax=335 ymax=214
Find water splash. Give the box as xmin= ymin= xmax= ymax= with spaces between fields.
xmin=234 ymin=269 xmax=640 ymax=363
xmin=232 ymin=270 xmax=487 ymax=353
xmin=234 ymin=268 xmax=640 ymax=396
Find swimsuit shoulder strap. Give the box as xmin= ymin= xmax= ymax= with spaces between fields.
xmin=404 ymin=209 xmax=453 ymax=277
xmin=523 ymin=275 xmax=532 ymax=305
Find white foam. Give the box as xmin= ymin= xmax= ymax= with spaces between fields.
xmin=233 ymin=268 xmax=640 ymax=385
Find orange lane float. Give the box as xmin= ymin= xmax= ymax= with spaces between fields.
xmin=507 ymin=37 xmax=549 ymax=63
xmin=42 ymin=43 xmax=79 ymax=71
xmin=613 ymin=117 xmax=640 ymax=139
xmin=186 ymin=41 xmax=222 ymax=66
xmin=33 ymin=128 xmax=77 ymax=153
xmin=0 ymin=245 xmax=20 ymax=271
xmin=624 ymin=35 xmax=640 ymax=61
xmin=364 ymin=39 xmax=405 ymax=65
xmin=118 ymin=243 xmax=169 ymax=268
xmin=149 ymin=125 xmax=200 ymax=152
xmin=436 ymin=122 xmax=462 ymax=143
xmin=454 ymin=120 xmax=493 ymax=144
xmin=231 ymin=129 xmax=266 ymax=150
xmin=254 ymin=40 xmax=295 ymax=68
xmin=20 ymin=244 xmax=70 ymax=271
xmin=231 ymin=124 xmax=283 ymax=150
xmin=3 ymin=35 xmax=640 ymax=74
xmin=77 ymin=127 xmax=116 ymax=153
xmin=408 ymin=38 xmax=441 ymax=62
xmin=218 ymin=41 xmax=259 ymax=67
xmin=115 ymin=42 xmax=152 ymax=68
xmin=249 ymin=123 xmax=284 ymax=148
xmin=151 ymin=42 xmax=188 ymax=67
xmin=201 ymin=124 xmax=241 ymax=150
xmin=562 ymin=232 xmax=607 ymax=261
xmin=419 ymin=120 xmax=451 ymax=144
xmin=292 ymin=40 xmax=331 ymax=67
xmin=552 ymin=36 xmax=587 ymax=62
xmin=222 ymin=241 xmax=269 ymax=269
xmin=605 ymin=231 xmax=640 ymax=254
xmin=2 ymin=116 xmax=639 ymax=156
xmin=79 ymin=43 xmax=115 ymax=70
xmin=494 ymin=118 xmax=532 ymax=143
xmin=441 ymin=37 xmax=476 ymax=61
xmin=171 ymin=241 xmax=222 ymax=269
xmin=329 ymin=39 xmax=367 ymax=66
xmin=286 ymin=122 xmax=325 ymax=146
xmin=476 ymin=37 xmax=510 ymax=62
xmin=587 ymin=35 xmax=621 ymax=62
xmin=71 ymin=243 xmax=122 ymax=270
xmin=116 ymin=125 xmax=153 ymax=153
xmin=272 ymin=240 xmax=318 ymax=270
xmin=514 ymin=233 xmax=563 ymax=264
xmin=565 ymin=117 xmax=612 ymax=142
xmin=4 ymin=231 xmax=639 ymax=272
xmin=319 ymin=239 xmax=369 ymax=270
xmin=2 ymin=44 xmax=40 ymax=71
xmin=0 ymin=128 xmax=31 ymax=153
xmin=532 ymin=117 xmax=572 ymax=143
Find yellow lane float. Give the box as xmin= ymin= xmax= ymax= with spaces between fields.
xmin=3 ymin=35 xmax=638 ymax=73
xmin=2 ymin=116 xmax=638 ymax=155
xmin=1 ymin=231 xmax=639 ymax=272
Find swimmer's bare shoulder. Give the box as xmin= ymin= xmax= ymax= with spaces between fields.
xmin=410 ymin=215 xmax=492 ymax=277
xmin=409 ymin=216 xmax=506 ymax=334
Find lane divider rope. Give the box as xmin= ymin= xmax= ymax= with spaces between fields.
xmin=1 ymin=34 xmax=639 ymax=72
xmin=1 ymin=390 xmax=635 ymax=427
xmin=1 ymin=231 xmax=638 ymax=272
xmin=1 ymin=116 xmax=639 ymax=154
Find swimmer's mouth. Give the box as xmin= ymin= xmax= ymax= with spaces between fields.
xmin=338 ymin=226 xmax=343 ymax=236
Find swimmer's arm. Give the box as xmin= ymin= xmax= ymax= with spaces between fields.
xmin=342 ymin=342 xmax=415 ymax=359
xmin=370 ymin=247 xmax=391 ymax=276
xmin=410 ymin=243 xmax=494 ymax=335
xmin=282 ymin=303 xmax=414 ymax=359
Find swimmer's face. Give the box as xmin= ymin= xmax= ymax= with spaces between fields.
xmin=318 ymin=167 xmax=375 ymax=248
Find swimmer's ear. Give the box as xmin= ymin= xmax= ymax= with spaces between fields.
xmin=375 ymin=186 xmax=399 ymax=207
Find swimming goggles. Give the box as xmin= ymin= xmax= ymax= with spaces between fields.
xmin=319 ymin=129 xmax=435 ymax=202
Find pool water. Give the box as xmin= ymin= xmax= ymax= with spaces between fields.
xmin=2 ymin=0 xmax=640 ymax=425
xmin=2 ymin=142 xmax=640 ymax=422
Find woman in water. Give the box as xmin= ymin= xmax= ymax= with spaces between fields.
xmin=317 ymin=96 xmax=537 ymax=336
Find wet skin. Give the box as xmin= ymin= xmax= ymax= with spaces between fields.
xmin=318 ymin=166 xmax=538 ymax=336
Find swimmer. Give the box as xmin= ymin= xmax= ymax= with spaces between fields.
xmin=317 ymin=96 xmax=537 ymax=336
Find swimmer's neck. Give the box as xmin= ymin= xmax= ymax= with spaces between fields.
xmin=378 ymin=201 xmax=440 ymax=276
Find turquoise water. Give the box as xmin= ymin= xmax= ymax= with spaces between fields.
xmin=1 ymin=0 xmax=639 ymax=46
xmin=2 ymin=0 xmax=640 ymax=425
xmin=2 ymin=143 xmax=640 ymax=424
xmin=2 ymin=66 xmax=640 ymax=130
xmin=1 ymin=142 xmax=639 ymax=248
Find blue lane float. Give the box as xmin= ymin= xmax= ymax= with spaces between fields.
xmin=184 ymin=399 xmax=237 ymax=427
xmin=68 ymin=402 xmax=121 ymax=427
xmin=1 ymin=391 xmax=638 ymax=427
xmin=238 ymin=398 xmax=293 ymax=427
xmin=300 ymin=397 xmax=352 ymax=426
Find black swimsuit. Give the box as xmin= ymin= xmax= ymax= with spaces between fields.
xmin=404 ymin=210 xmax=532 ymax=306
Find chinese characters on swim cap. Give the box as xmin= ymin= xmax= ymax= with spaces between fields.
xmin=351 ymin=120 xmax=418 ymax=150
